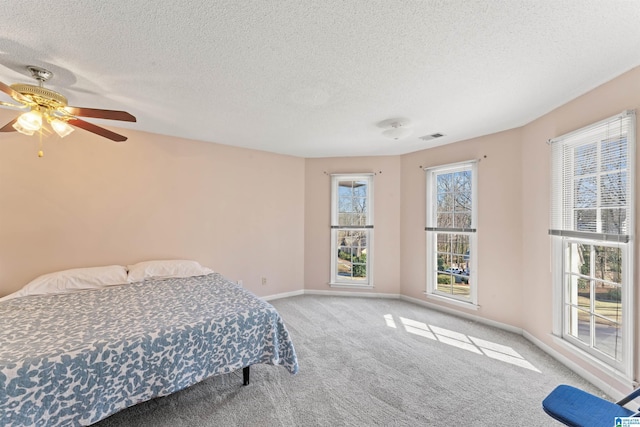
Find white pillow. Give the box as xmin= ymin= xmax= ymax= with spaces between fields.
xmin=0 ymin=265 xmax=128 ymax=301
xmin=126 ymin=260 xmax=214 ymax=283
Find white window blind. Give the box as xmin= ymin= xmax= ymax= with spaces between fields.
xmin=550 ymin=110 xmax=635 ymax=243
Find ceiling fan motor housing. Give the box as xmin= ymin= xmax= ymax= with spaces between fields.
xmin=9 ymin=84 xmax=68 ymax=110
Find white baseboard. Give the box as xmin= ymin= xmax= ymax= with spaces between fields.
xmin=262 ymin=288 xmax=399 ymax=301
xmin=303 ymin=289 xmax=400 ymax=299
xmin=261 ymin=289 xmax=305 ymax=301
xmin=523 ymin=331 xmax=630 ymax=401
xmin=400 ymin=294 xmax=523 ymax=335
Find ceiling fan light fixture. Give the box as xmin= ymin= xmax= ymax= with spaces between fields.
xmin=12 ymin=121 xmax=35 ymax=136
xmin=382 ymin=126 xmax=413 ymax=140
xmin=17 ymin=110 xmax=42 ymax=132
xmin=379 ymin=118 xmax=413 ymax=140
xmin=50 ymin=119 xmax=74 ymax=138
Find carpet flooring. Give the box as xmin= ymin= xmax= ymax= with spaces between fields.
xmin=95 ymin=295 xmax=605 ymax=426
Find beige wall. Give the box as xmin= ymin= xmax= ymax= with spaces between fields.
xmin=305 ymin=66 xmax=638 ymax=391
xmin=520 ymin=66 xmax=640 ymax=390
xmin=2 ymin=65 xmax=639 ymax=394
xmin=400 ymin=129 xmax=523 ymax=327
xmin=396 ymin=66 xmax=640 ymax=390
xmin=304 ymin=156 xmax=401 ymax=294
xmin=0 ymin=115 xmax=305 ymax=297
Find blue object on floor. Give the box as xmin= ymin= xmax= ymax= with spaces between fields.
xmin=543 ymin=384 xmax=640 ymax=426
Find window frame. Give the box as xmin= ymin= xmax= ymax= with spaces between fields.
xmin=560 ymin=238 xmax=628 ymax=371
xmin=550 ymin=110 xmax=635 ymax=379
xmin=425 ymin=161 xmax=478 ymax=306
xmin=329 ymin=173 xmax=374 ymax=288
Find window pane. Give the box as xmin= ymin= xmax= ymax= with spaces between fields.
xmin=601 ymin=208 xmax=626 ymax=235
xmin=600 ymin=172 xmax=626 ymax=207
xmin=601 ymin=138 xmax=626 ymax=172
xmin=338 ymin=195 xmax=352 ymax=213
xmin=574 ymin=143 xmax=597 ymax=175
xmin=436 ymin=234 xmax=448 ymax=273
xmin=436 ymin=169 xmax=472 ymax=230
xmin=353 ymin=181 xmax=367 ymax=197
xmin=451 ymin=234 xmax=469 ymax=257
xmin=454 ymin=192 xmax=471 ymax=212
xmin=575 ymin=209 xmax=596 ymax=232
xmin=437 ymin=212 xmax=453 ymax=228
xmin=436 ymin=276 xmax=452 ymax=294
xmin=454 ymin=170 xmax=471 ymax=192
xmin=454 ymin=280 xmax=470 ymax=298
xmin=437 ymin=173 xmax=452 ymax=194
xmin=594 ymin=318 xmax=622 ymax=361
xmin=574 ymin=177 xmax=597 ymax=208
xmin=451 ymin=253 xmax=466 ymax=271
xmin=435 ymin=232 xmax=471 ymax=298
xmin=437 ymin=193 xmax=454 ymax=213
xmin=453 ymin=213 xmax=471 ymax=229
xmin=336 ymin=230 xmax=368 ymax=281
xmin=341 ymin=213 xmax=367 ymax=226
xmin=338 ymin=180 xmax=368 ymax=219
xmin=594 ymin=282 xmax=621 ymax=323
xmin=593 ymin=246 xmax=622 ymax=283
xmin=563 ymin=239 xmax=626 ymax=365
xmin=568 ymin=242 xmax=590 ymax=276
xmin=436 ymin=234 xmax=451 ymax=271
xmin=567 ymin=274 xmax=590 ymax=310
xmin=352 ymin=196 xmax=367 ymax=213
xmin=568 ymin=306 xmax=590 ymax=345
xmin=436 ymin=274 xmax=470 ymax=297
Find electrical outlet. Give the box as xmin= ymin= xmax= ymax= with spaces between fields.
xmin=261 ymin=277 xmax=267 ymax=286
xmin=237 ymin=280 xmax=243 ymax=287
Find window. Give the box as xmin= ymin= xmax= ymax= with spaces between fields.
xmin=550 ymin=110 xmax=635 ymax=376
xmin=330 ymin=174 xmax=373 ymax=287
xmin=425 ymin=161 xmax=477 ymax=304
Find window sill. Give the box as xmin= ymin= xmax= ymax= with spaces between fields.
xmin=424 ymin=292 xmax=479 ymax=311
xmin=329 ymin=282 xmax=373 ymax=290
xmin=550 ymin=334 xmax=634 ymax=388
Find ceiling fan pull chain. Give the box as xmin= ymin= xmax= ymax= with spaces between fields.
xmin=38 ymin=129 xmax=44 ymax=158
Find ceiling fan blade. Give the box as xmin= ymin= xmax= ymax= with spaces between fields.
xmin=64 ymin=106 xmax=136 ymax=122
xmin=0 ymin=81 xmax=29 ymax=104
xmin=68 ymin=118 xmax=128 ymax=142
xmin=0 ymin=117 xmax=17 ymax=132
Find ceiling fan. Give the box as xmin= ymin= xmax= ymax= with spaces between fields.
xmin=0 ymin=65 xmax=136 ymax=145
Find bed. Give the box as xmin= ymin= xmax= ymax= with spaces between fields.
xmin=0 ymin=262 xmax=298 ymax=426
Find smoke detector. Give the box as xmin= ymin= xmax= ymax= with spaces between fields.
xmin=378 ymin=118 xmax=413 ymax=140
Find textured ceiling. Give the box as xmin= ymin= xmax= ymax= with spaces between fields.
xmin=1 ymin=1 xmax=640 ymax=157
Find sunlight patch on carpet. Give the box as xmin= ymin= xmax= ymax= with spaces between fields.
xmin=385 ymin=314 xmax=541 ymax=372
xmin=384 ymin=314 xmax=397 ymax=328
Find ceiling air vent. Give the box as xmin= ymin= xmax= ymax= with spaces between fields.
xmin=419 ymin=133 xmax=445 ymax=141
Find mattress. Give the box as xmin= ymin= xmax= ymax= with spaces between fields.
xmin=0 ymin=273 xmax=298 ymax=426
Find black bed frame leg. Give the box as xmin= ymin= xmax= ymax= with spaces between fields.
xmin=243 ymin=366 xmax=250 ymax=386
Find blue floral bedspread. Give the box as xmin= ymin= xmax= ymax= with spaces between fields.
xmin=0 ymin=273 xmax=298 ymax=426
